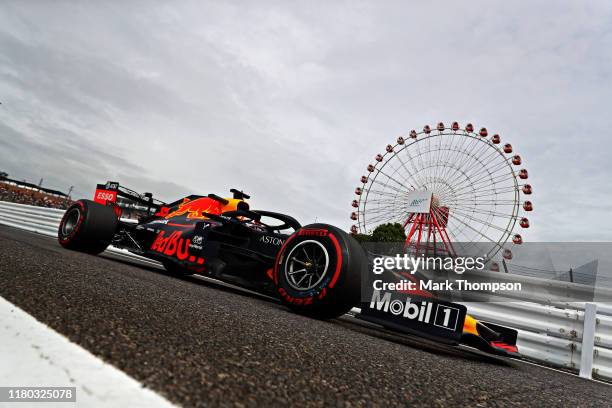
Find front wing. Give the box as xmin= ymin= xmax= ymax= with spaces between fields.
xmin=356 ymin=289 xmax=520 ymax=358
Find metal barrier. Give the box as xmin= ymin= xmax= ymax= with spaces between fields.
xmin=0 ymin=201 xmax=64 ymax=236
xmin=1 ymin=200 xmax=611 ymax=381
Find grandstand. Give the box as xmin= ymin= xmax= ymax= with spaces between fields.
xmin=0 ymin=174 xmax=72 ymax=209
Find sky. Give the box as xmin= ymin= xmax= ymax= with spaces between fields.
xmin=1 ymin=1 xmax=611 ymax=241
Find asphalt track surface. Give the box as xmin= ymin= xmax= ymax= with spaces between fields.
xmin=0 ymin=225 xmax=610 ymax=407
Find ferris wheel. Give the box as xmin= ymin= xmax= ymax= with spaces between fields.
xmin=351 ymin=122 xmax=533 ymax=265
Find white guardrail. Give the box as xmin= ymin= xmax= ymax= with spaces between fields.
xmin=1 ymin=200 xmax=611 ymax=382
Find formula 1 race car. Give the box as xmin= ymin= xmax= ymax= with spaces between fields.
xmin=58 ymin=182 xmax=364 ymax=319
xmin=57 ymin=182 xmax=520 ymax=356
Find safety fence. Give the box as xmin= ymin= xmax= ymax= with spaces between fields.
xmin=0 ymin=200 xmax=611 ymax=382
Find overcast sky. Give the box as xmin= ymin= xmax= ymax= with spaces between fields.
xmin=1 ymin=1 xmax=611 ymax=241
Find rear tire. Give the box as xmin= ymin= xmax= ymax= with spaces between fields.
xmin=274 ymin=223 xmax=365 ymax=319
xmin=58 ymin=200 xmax=118 ymax=255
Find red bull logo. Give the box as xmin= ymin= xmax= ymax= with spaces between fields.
xmin=165 ymin=197 xmax=223 ymax=220
xmin=151 ymin=230 xmax=190 ymax=260
xmin=150 ymin=230 xmax=205 ymax=265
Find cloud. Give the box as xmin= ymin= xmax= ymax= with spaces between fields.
xmin=0 ymin=1 xmax=611 ymax=241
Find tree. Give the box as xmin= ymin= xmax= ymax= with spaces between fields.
xmin=371 ymin=222 xmax=406 ymax=243
xmin=0 ymin=171 xmax=7 ymax=180
xmin=350 ymin=222 xmax=406 ymax=243
xmin=351 ymin=233 xmax=372 ymax=243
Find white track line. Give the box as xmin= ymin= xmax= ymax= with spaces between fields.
xmin=0 ymin=296 xmax=177 ymax=408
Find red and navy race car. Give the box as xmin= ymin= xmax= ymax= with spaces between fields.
xmin=58 ymin=182 xmax=520 ymax=356
xmin=58 ymin=182 xmax=364 ymax=319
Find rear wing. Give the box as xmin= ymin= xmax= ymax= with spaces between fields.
xmin=94 ymin=181 xmax=166 ymax=215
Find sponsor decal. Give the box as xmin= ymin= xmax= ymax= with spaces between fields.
xmin=105 ymin=181 xmax=119 ymax=190
xmin=298 ymin=228 xmax=328 ymax=237
xmin=150 ymin=230 xmax=190 ymax=260
xmin=148 ymin=219 xmax=169 ymax=225
xmin=189 ymin=235 xmax=204 ymax=251
xmin=94 ymin=189 xmax=117 ymax=204
xmin=259 ymin=235 xmax=285 ymax=246
xmin=277 ymin=287 xmax=329 ymax=305
xmin=369 ymin=290 xmax=460 ymax=331
xmin=165 ymin=197 xmax=224 ymax=220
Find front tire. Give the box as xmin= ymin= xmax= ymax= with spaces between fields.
xmin=58 ymin=199 xmax=118 ymax=254
xmin=274 ymin=223 xmax=365 ymax=319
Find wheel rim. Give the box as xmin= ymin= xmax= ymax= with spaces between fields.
xmin=61 ymin=207 xmax=81 ymax=237
xmin=284 ymin=240 xmax=330 ymax=291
